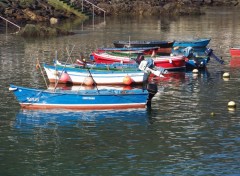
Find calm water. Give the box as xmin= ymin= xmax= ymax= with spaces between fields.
xmin=1 ymin=7 xmax=240 ymax=175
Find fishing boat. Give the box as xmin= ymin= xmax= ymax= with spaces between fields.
xmin=91 ymin=51 xmax=186 ymax=71
xmin=173 ymin=38 xmax=211 ymax=48
xmin=54 ymin=59 xmax=139 ymax=71
xmin=9 ymin=84 xmax=157 ymax=110
xmin=44 ymin=64 xmax=145 ymax=85
xmin=97 ymin=46 xmax=172 ymax=55
xmin=43 ymin=58 xmax=166 ymax=85
xmin=113 ymin=40 xmax=174 ymax=54
xmin=113 ymin=40 xmax=174 ymax=48
xmin=97 ymin=47 xmax=159 ymax=54
xmin=172 ymin=47 xmax=210 ymax=70
xmin=229 ymin=48 xmax=240 ymax=57
xmin=172 ymin=47 xmax=223 ymax=70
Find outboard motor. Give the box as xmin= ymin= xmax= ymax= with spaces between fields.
xmin=145 ymin=57 xmax=155 ymax=69
xmin=205 ymin=48 xmax=224 ymax=64
xmin=146 ymin=83 xmax=158 ymax=109
xmin=182 ymin=46 xmax=194 ymax=58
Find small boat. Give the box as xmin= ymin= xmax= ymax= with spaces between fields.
xmin=113 ymin=40 xmax=174 ymax=54
xmin=229 ymin=48 xmax=240 ymax=57
xmin=43 ymin=63 xmax=145 ymax=85
xmin=97 ymin=47 xmax=159 ymax=54
xmin=92 ymin=51 xmax=186 ymax=71
xmin=54 ymin=59 xmax=139 ymax=71
xmin=172 ymin=47 xmax=210 ymax=70
xmin=172 ymin=47 xmax=224 ymax=70
xmin=9 ymin=84 xmax=157 ymax=110
xmin=44 ymin=59 xmax=166 ymax=85
xmin=97 ymin=46 xmax=172 ymax=55
xmin=173 ymin=38 xmax=211 ymax=48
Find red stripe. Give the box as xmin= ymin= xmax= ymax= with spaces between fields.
xmin=20 ymin=104 xmax=146 ymax=110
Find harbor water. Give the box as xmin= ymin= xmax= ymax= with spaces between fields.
xmin=0 ymin=7 xmax=240 ymax=175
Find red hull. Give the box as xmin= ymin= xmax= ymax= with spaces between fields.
xmin=92 ymin=52 xmax=186 ymax=70
xmin=152 ymin=56 xmax=186 ymax=70
xmin=230 ymin=48 xmax=240 ymax=57
xmin=230 ymin=56 xmax=240 ymax=67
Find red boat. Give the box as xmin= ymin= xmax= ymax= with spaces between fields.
xmin=230 ymin=48 xmax=240 ymax=57
xmin=91 ymin=52 xmax=186 ymax=71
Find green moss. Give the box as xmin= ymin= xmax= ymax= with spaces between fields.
xmin=19 ymin=0 xmax=34 ymax=6
xmin=48 ymin=0 xmax=88 ymax=19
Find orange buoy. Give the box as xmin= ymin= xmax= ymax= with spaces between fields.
xmin=60 ymin=71 xmax=71 ymax=83
xmin=123 ymin=75 xmax=133 ymax=85
xmin=84 ymin=76 xmax=94 ymax=86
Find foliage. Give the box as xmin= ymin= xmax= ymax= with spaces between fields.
xmin=19 ymin=0 xmax=34 ymax=6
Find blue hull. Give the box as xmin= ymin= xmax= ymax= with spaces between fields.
xmin=185 ymin=58 xmax=209 ymax=70
xmin=173 ymin=38 xmax=211 ymax=48
xmin=9 ymin=85 xmax=149 ymax=110
xmin=172 ymin=47 xmax=210 ymax=70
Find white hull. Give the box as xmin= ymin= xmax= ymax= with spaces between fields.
xmin=44 ymin=66 xmax=145 ymax=85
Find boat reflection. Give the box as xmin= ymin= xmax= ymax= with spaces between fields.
xmin=15 ymin=109 xmax=150 ymax=130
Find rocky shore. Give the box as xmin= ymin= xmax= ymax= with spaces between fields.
xmin=0 ymin=0 xmax=239 ymax=36
xmin=96 ymin=0 xmax=239 ymax=16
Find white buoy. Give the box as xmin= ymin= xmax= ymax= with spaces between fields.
xmin=228 ymin=107 xmax=236 ymax=112
xmin=228 ymin=101 xmax=236 ymax=108
xmin=223 ymin=72 xmax=230 ymax=78
xmin=223 ymin=77 xmax=230 ymax=81
xmin=192 ymin=69 xmax=199 ymax=73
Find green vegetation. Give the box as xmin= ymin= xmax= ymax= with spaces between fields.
xmin=48 ymin=0 xmax=87 ymax=19
xmin=19 ymin=0 xmax=34 ymax=6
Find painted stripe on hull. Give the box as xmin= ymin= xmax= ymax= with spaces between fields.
xmin=20 ymin=103 xmax=146 ymax=110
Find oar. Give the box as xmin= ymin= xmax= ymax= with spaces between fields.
xmin=36 ymin=57 xmax=48 ymax=89
xmin=53 ymin=45 xmax=75 ymax=90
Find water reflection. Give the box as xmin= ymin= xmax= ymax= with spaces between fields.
xmin=15 ymin=109 xmax=150 ymax=130
xmin=1 ymin=7 xmax=240 ymax=175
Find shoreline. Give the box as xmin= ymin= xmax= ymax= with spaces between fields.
xmin=1 ymin=0 xmax=239 ymax=37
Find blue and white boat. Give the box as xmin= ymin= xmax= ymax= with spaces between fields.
xmin=9 ymin=84 xmax=157 ymax=110
xmin=173 ymin=38 xmax=211 ymax=48
xmin=44 ymin=63 xmax=145 ymax=85
xmin=172 ymin=47 xmax=223 ymax=70
xmin=44 ymin=59 xmax=166 ymax=85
